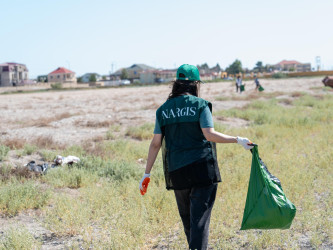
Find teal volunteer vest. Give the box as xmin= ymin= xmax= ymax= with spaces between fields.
xmin=156 ymin=95 xmax=221 ymax=190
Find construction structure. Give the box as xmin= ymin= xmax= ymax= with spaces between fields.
xmin=0 ymin=62 xmax=29 ymax=87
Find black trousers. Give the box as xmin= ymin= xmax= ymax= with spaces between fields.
xmin=174 ymin=183 xmax=218 ymax=250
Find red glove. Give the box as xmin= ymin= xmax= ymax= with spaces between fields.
xmin=139 ymin=173 xmax=150 ymax=195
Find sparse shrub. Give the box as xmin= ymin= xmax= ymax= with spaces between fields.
xmin=272 ymin=72 xmax=288 ymax=79
xmin=0 ymin=145 xmax=10 ymax=161
xmin=0 ymin=165 xmax=12 ymax=181
xmin=293 ymin=95 xmax=316 ymax=107
xmin=44 ymin=194 xmax=91 ymax=236
xmin=0 ymin=181 xmax=50 ymax=216
xmin=0 ymin=227 xmax=41 ymax=249
xmin=215 ymin=96 xmax=230 ymax=101
xmin=278 ymin=98 xmax=293 ymax=105
xmin=51 ymin=82 xmax=62 ymax=89
xmin=218 ymin=95 xmax=332 ymax=129
xmin=22 ymin=144 xmax=38 ymax=155
xmin=86 ymin=120 xmax=114 ymax=127
xmin=62 ymin=145 xmax=86 ymax=158
xmin=106 ymin=125 xmax=121 ymax=140
xmin=126 ymin=123 xmax=154 ymax=140
xmin=82 ymin=142 xmax=105 ymax=158
xmin=42 ymin=165 xmax=97 ymax=188
xmin=254 ymin=113 xmax=269 ymax=125
xmin=78 ymin=155 xmax=108 ymax=171
xmin=40 ymin=150 xmax=57 ymax=162
xmin=106 ymin=130 xmax=116 ymax=140
xmin=291 ymin=91 xmax=306 ymax=98
xmin=2 ymin=138 xmax=26 ymax=149
xmin=32 ymin=135 xmax=59 ymax=149
xmin=29 ymin=112 xmax=73 ymax=127
xmin=323 ymin=86 xmax=333 ymax=92
xmin=98 ymin=161 xmax=142 ymax=181
xmin=0 ymin=166 xmax=40 ymax=182
xmin=248 ymin=100 xmax=275 ymax=110
xmin=102 ymin=140 xmax=150 ymax=162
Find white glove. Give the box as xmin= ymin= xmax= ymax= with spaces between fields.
xmin=139 ymin=173 xmax=151 ymax=195
xmin=237 ymin=136 xmax=254 ymax=150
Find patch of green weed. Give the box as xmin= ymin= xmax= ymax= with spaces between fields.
xmin=0 ymin=180 xmax=50 ymax=216
xmin=0 ymin=227 xmax=41 ymax=249
xmin=126 ymin=123 xmax=154 ymax=140
xmin=0 ymin=145 xmax=10 ymax=161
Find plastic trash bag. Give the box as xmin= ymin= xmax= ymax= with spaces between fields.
xmin=54 ymin=155 xmax=80 ymax=166
xmin=241 ymin=145 xmax=296 ymax=230
xmin=259 ymin=85 xmax=264 ymax=92
xmin=25 ymin=161 xmax=49 ymax=174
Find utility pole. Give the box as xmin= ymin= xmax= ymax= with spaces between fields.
xmin=315 ymin=56 xmax=321 ymax=71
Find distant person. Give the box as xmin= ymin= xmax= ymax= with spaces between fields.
xmin=236 ymin=75 xmax=242 ymax=93
xmin=254 ymin=76 xmax=264 ymax=92
xmin=139 ymin=64 xmax=253 ymax=250
xmin=254 ymin=76 xmax=260 ymax=91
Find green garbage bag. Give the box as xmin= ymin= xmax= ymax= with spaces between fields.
xmin=240 ymin=85 xmax=245 ymax=92
xmin=259 ymin=85 xmax=264 ymax=92
xmin=241 ymin=145 xmax=296 ymax=230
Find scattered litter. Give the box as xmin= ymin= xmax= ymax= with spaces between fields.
xmin=24 ymin=155 xmax=80 ymax=174
xmin=137 ymin=158 xmax=145 ymax=164
xmin=54 ymin=155 xmax=80 ymax=166
xmin=24 ymin=161 xmax=56 ymax=174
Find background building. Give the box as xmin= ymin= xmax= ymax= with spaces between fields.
xmin=274 ymin=60 xmax=311 ymax=72
xmin=0 ymin=62 xmax=29 ymax=87
xmin=111 ymin=64 xmax=155 ymax=82
xmin=80 ymin=73 xmax=102 ymax=83
xmin=140 ymin=69 xmax=176 ymax=84
xmin=48 ymin=67 xmax=76 ymax=83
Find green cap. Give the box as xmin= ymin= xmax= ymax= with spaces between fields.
xmin=176 ymin=64 xmax=202 ymax=82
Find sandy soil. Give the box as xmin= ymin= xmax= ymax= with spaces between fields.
xmin=0 ymin=77 xmax=325 ymax=148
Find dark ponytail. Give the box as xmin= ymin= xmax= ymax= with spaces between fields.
xmin=168 ymin=80 xmax=200 ymax=100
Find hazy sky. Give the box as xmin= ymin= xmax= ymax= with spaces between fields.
xmin=1 ymin=0 xmax=332 ymax=77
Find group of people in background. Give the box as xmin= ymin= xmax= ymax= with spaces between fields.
xmin=235 ymin=75 xmax=263 ymax=93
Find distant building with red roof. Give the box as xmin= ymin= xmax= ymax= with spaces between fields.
xmin=0 ymin=62 xmax=29 ymax=87
xmin=274 ymin=60 xmax=311 ymax=72
xmin=48 ymin=67 xmax=76 ymax=83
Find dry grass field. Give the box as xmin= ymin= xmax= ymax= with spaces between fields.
xmin=0 ymin=77 xmax=326 ymax=147
xmin=0 ymin=77 xmax=332 ymax=249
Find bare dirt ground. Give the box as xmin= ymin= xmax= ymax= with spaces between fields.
xmin=0 ymin=77 xmax=329 ymax=249
xmin=0 ymin=77 xmax=325 ymax=148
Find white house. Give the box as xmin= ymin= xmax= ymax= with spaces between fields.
xmin=80 ymin=73 xmax=102 ymax=83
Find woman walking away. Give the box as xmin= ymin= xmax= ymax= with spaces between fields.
xmin=236 ymin=75 xmax=242 ymax=93
xmin=139 ymin=64 xmax=253 ymax=250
